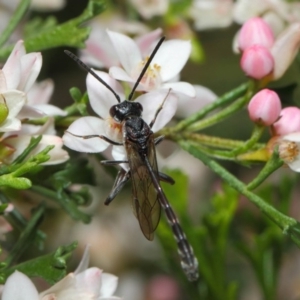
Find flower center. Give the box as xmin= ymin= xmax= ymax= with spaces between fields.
xmin=105 ymin=117 xmax=123 ymax=143
xmin=133 ymin=56 xmax=162 ymax=90
xmin=279 ymin=140 xmax=300 ymax=163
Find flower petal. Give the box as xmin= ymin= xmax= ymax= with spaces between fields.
xmin=63 ymin=116 xmax=110 ymax=153
xmin=137 ymin=89 xmax=177 ymax=132
xmin=271 ymin=22 xmax=300 ymax=80
xmin=2 ymin=40 xmax=24 ymax=90
xmin=176 ymin=84 xmax=217 ymax=118
xmin=80 ymin=25 xmax=119 ymax=69
xmin=2 ymin=90 xmax=26 ymax=117
xmin=39 ymin=273 xmax=76 ymax=298
xmin=4 ymin=133 xmax=69 ymax=165
xmin=34 ymin=104 xmax=67 ymax=116
xmin=18 ymin=104 xmax=45 ymax=119
xmin=109 ymin=66 xmax=136 ymax=84
xmin=87 ymin=71 xmax=125 ymax=118
xmin=39 ymin=135 xmax=69 ymax=165
xmin=75 ymin=245 xmax=90 ymax=275
xmin=0 ymin=70 xmax=7 ymax=91
xmin=76 ymin=267 xmax=103 ymax=296
xmin=100 ymin=273 xmax=119 ymax=297
xmin=111 ymin=146 xmax=129 ymax=171
xmin=135 ymin=28 xmax=163 ymax=57
xmin=152 ymin=40 xmax=191 ymax=81
xmin=19 ymin=52 xmax=42 ymax=92
xmin=107 ymin=30 xmax=142 ymax=74
xmin=27 ymin=79 xmax=54 ymax=105
xmin=0 ymin=118 xmax=22 ymax=132
xmin=2 ymin=271 xmax=39 ymax=300
xmin=162 ymin=81 xmax=195 ymax=97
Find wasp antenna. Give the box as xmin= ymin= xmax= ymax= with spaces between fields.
xmin=128 ymin=36 xmax=165 ymax=101
xmin=64 ymin=50 xmax=121 ymax=103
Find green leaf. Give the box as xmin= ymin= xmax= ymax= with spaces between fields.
xmin=168 ymin=0 xmax=193 ymax=14
xmin=24 ymin=16 xmax=58 ymax=39
xmin=4 ymin=205 xmax=46 ymax=267
xmin=69 ymin=87 xmax=83 ymax=103
xmin=190 ymin=37 xmax=205 ymax=63
xmin=0 ymin=175 xmax=32 ymax=189
xmin=2 ymin=242 xmax=77 ymax=284
xmin=0 ymin=203 xmax=8 ymax=214
xmin=12 ymin=136 xmax=43 ymax=165
xmin=0 ymin=0 xmax=107 ymax=59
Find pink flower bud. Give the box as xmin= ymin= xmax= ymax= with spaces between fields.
xmin=248 ymin=89 xmax=281 ymax=126
xmin=238 ymin=17 xmax=275 ymax=51
xmin=271 ymin=106 xmax=300 ymax=136
xmin=240 ymin=45 xmax=274 ymax=79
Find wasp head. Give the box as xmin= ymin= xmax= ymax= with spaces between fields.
xmin=109 ymin=101 xmax=143 ymax=122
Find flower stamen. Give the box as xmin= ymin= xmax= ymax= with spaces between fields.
xmin=279 ymin=140 xmax=300 ymax=163
xmin=134 ymin=56 xmax=162 ymax=89
xmin=105 ymin=117 xmax=123 ymax=143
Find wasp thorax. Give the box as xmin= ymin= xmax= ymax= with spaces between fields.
xmin=109 ymin=101 xmax=143 ymax=122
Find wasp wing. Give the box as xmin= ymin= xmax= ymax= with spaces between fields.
xmin=125 ymin=134 xmax=161 ymax=241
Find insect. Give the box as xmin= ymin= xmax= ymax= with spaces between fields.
xmin=64 ymin=36 xmax=199 ymax=281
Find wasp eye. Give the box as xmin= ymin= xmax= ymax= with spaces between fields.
xmin=109 ymin=105 xmax=117 ymax=118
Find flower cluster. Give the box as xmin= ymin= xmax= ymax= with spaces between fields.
xmin=1 ymin=246 xmax=121 ymax=300
xmin=247 ymin=88 xmax=300 ymax=172
xmin=63 ymin=29 xmax=215 ymax=162
xmin=0 ymin=40 xmax=69 ymax=165
xmin=237 ymin=17 xmax=300 ymax=81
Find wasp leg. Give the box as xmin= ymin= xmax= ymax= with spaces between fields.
xmin=154 ymin=136 xmax=164 ymax=145
xmin=66 ymin=131 xmax=123 ymax=146
xmin=149 ymin=89 xmax=172 ymax=129
xmin=159 ymin=172 xmax=175 ymax=185
xmin=104 ymin=167 xmax=173 ymax=206
xmin=105 ymin=169 xmax=131 ymax=205
xmin=102 ymin=158 xmax=174 ymax=184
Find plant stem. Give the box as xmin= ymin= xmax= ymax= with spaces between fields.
xmin=179 ymin=141 xmax=297 ymax=231
xmin=173 ymin=82 xmax=250 ymax=132
xmin=186 ymin=93 xmax=251 ymax=132
xmin=0 ymin=0 xmax=30 ymax=49
xmin=5 ymin=204 xmax=45 ymax=267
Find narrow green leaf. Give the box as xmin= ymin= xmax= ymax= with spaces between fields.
xmin=0 ymin=0 xmax=106 ymax=59
xmin=0 ymin=175 xmax=32 ymax=189
xmin=2 ymin=242 xmax=78 ymax=284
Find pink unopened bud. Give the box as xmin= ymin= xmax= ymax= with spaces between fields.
xmin=238 ymin=17 xmax=275 ymax=51
xmin=248 ymin=89 xmax=281 ymax=126
xmin=240 ymin=45 xmax=274 ymax=79
xmin=271 ymin=106 xmax=300 ymax=136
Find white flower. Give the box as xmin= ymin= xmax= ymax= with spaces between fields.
xmin=0 ymin=40 xmax=43 ymax=131
xmin=233 ymin=0 xmax=300 ymax=29
xmin=3 ymin=41 xmax=42 ymax=94
xmin=3 ymin=118 xmax=69 ymax=165
xmin=189 ymin=0 xmax=233 ymax=30
xmin=80 ymin=24 xmax=161 ymax=69
xmin=63 ymin=71 xmax=177 ymax=166
xmin=276 ymin=132 xmax=300 ymax=172
xmin=1 ymin=246 xmax=121 ymax=300
xmin=21 ymin=79 xmax=67 ymax=118
xmin=107 ymin=30 xmax=195 ymax=96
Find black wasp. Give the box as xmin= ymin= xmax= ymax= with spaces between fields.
xmin=65 ymin=36 xmax=199 ymax=281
